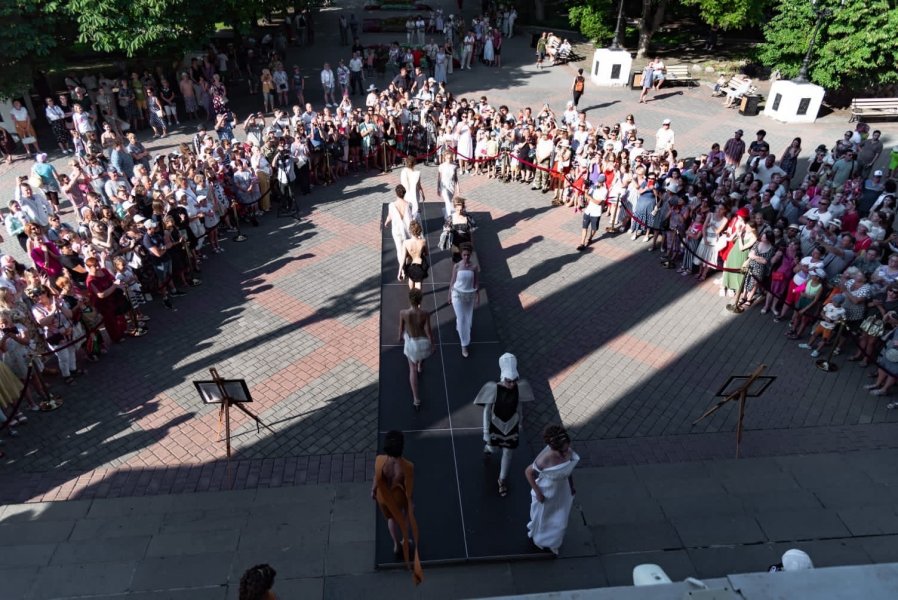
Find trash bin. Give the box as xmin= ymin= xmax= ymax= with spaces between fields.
xmin=739 ymin=94 xmax=761 ymax=116
xmin=630 ymin=72 xmax=644 ymax=90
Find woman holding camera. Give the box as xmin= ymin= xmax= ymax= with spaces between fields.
xmin=30 ymin=286 xmax=80 ymax=384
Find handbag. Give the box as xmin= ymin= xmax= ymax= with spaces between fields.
xmin=861 ymin=315 xmax=885 ymax=338
xmin=438 ymin=227 xmax=452 ymax=251
xmin=46 ymin=331 xmax=65 ymax=346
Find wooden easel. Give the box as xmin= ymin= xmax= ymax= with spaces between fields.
xmin=693 ymin=364 xmax=775 ymax=458
xmin=208 ymin=368 xmax=273 ymax=459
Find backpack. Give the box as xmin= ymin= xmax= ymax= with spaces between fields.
xmin=574 ymin=77 xmax=584 ymax=93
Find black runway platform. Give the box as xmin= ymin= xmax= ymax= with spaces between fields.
xmin=376 ymin=201 xmax=547 ymax=566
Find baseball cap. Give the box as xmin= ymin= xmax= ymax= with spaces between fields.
xmin=874 ymin=170 xmax=883 ymax=177
xmin=735 ymin=129 xmax=743 ymax=135
xmin=662 ymin=118 xmax=671 ymax=125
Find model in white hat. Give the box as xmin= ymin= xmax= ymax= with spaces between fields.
xmin=473 ymin=353 xmax=534 ymax=497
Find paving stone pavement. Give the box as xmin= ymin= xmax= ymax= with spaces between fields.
xmin=0 ymin=0 xmax=897 ymax=505
xmin=4 ymin=451 xmax=898 ymax=599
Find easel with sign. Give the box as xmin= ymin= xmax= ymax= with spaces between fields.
xmin=193 ymin=368 xmax=274 ymax=460
xmin=693 ymin=364 xmax=775 ymax=458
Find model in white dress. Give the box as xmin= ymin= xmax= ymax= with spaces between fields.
xmin=384 ymin=197 xmax=412 ymax=278
xmin=483 ymin=34 xmax=495 ymax=64
xmin=436 ymin=155 xmax=458 ymax=217
xmin=526 ymin=430 xmax=580 ymax=556
xmin=449 ymin=248 xmax=479 ymax=356
xmin=435 ymin=50 xmax=448 ymax=84
xmin=400 ymin=163 xmax=424 ymax=218
xmin=455 ymin=119 xmax=473 ymax=170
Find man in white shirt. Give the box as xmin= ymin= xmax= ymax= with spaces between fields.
xmin=801 ymin=202 xmax=833 ymax=228
xmin=655 ymin=118 xmax=675 ymax=155
xmin=754 ymin=154 xmax=787 ymax=185
xmin=18 ymin=183 xmax=53 ymax=228
xmin=300 ymin=103 xmax=317 ymax=133
xmin=320 ymin=63 xmax=336 ymax=107
xmin=532 ymin=132 xmax=555 ymax=192
xmin=562 ymin=101 xmax=578 ymax=129
xmin=349 ymin=52 xmax=364 ymax=96
xmin=578 ymin=174 xmax=607 ymax=250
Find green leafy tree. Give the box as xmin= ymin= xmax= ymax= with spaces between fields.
xmin=680 ymin=0 xmax=770 ymax=30
xmin=65 ymin=0 xmax=221 ymax=56
xmin=0 ymin=0 xmax=59 ymax=100
xmin=758 ymin=0 xmax=898 ymax=90
xmin=635 ymin=0 xmax=669 ymax=58
xmin=568 ymin=0 xmax=614 ymax=44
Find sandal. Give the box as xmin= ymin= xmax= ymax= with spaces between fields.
xmin=40 ymin=399 xmax=62 ymax=411
xmin=64 ymin=376 xmax=75 ymax=385
xmin=498 ymin=480 xmax=508 ymax=497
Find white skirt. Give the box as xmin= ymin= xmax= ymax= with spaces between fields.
xmin=403 ymin=334 xmax=431 ymax=363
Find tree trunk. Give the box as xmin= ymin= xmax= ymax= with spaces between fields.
xmin=636 ymin=0 xmax=669 ymax=59
xmin=533 ymin=0 xmax=545 ymax=22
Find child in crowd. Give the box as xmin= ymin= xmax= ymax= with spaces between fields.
xmin=799 ymin=294 xmax=846 ymax=357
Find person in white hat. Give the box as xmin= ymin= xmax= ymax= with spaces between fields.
xmin=473 ymin=353 xmax=534 ymax=497
xmin=769 ymin=548 xmax=814 ymax=572
xmin=655 ymin=119 xmax=675 ymax=156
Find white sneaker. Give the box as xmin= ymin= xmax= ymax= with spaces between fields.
xmin=798 ymin=343 xmax=811 ymax=350
xmin=810 ymin=350 xmax=820 ymax=357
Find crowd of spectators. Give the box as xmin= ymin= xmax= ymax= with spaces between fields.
xmin=3 ymin=2 xmax=897 ymax=457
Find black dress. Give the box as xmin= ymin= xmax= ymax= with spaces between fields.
xmin=487 ymin=384 xmax=521 ymax=449
xmin=450 ymin=216 xmax=474 ymax=262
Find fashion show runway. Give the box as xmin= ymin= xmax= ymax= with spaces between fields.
xmin=376 ymin=201 xmax=545 ymax=566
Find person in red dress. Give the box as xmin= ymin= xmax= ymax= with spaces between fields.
xmin=85 ymin=257 xmax=146 ymax=342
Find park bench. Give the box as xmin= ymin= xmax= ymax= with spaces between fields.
xmin=664 ymin=64 xmax=698 ymax=87
xmin=850 ymin=98 xmax=898 ymax=122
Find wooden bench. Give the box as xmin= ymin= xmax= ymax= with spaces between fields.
xmin=711 ymin=75 xmax=742 ymax=97
xmin=663 ymin=64 xmax=698 ymax=87
xmin=850 ymin=98 xmax=898 ymax=122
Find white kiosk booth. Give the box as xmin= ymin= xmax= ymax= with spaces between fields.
xmin=590 ymin=48 xmax=632 ymax=87
xmin=763 ymin=79 xmax=825 ymax=124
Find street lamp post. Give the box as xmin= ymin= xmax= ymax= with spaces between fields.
xmin=609 ymin=0 xmax=625 ymax=51
xmin=793 ymin=0 xmax=843 ymax=84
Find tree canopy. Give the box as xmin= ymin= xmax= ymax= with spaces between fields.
xmin=680 ymin=0 xmax=770 ymax=30
xmin=567 ymin=0 xmax=614 ymax=45
xmin=758 ymin=0 xmax=898 ymax=90
xmin=0 ymin=0 xmax=59 ymax=100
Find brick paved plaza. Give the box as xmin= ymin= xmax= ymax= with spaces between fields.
xmin=2 ymin=1 xmax=898 ymax=597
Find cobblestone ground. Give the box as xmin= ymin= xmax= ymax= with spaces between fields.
xmin=1 ymin=0 xmax=897 ymax=502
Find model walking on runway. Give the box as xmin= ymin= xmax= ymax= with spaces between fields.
xmin=399 ymin=288 xmax=433 ymax=410
xmin=449 ymin=242 xmax=479 ymax=357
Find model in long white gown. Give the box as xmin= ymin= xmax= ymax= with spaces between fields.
xmin=400 ymin=167 xmax=423 ymax=218
xmin=435 ymin=50 xmax=448 ymax=84
xmin=456 ymin=122 xmax=473 ymax=163
xmin=527 ymin=447 xmax=580 ymax=555
xmin=387 ymin=200 xmax=412 ymax=270
xmin=483 ymin=36 xmax=495 ymax=64
xmin=437 ymin=160 xmax=458 ymax=216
